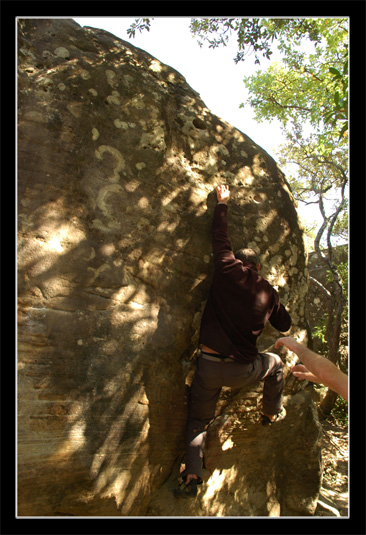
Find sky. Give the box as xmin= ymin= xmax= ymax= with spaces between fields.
xmin=72 ymin=17 xmax=340 ymax=238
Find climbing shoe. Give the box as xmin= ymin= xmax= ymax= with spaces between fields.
xmin=261 ymin=407 xmax=287 ymax=426
xmin=173 ymin=476 xmax=200 ymax=498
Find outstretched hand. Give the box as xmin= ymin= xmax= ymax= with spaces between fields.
xmin=291 ymin=364 xmax=320 ymax=383
xmin=276 ymin=337 xmax=320 ymax=382
xmin=275 ymin=336 xmax=348 ymax=400
xmin=275 ymin=336 xmax=301 ymax=353
xmin=216 ymin=185 xmax=230 ymax=204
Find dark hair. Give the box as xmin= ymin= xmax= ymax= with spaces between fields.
xmin=235 ymin=248 xmax=259 ymax=269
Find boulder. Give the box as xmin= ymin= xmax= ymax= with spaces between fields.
xmin=17 ymin=18 xmax=319 ymax=516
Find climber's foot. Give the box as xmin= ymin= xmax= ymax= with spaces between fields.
xmin=173 ymin=474 xmax=201 ymax=498
xmin=262 ymin=407 xmax=287 ymax=426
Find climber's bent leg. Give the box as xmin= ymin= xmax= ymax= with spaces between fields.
xmin=182 ymin=354 xmax=222 ymax=481
xmin=256 ymin=352 xmax=284 ymax=416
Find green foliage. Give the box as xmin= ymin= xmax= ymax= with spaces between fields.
xmin=331 ymin=395 xmax=348 ymax=426
xmin=312 ymin=260 xmax=348 ymax=367
xmin=326 ymin=261 xmax=348 ymax=288
xmin=127 ymin=18 xmax=153 ymax=39
xmin=242 ymin=19 xmax=348 ymax=141
xmin=189 ymin=18 xmax=350 ymax=143
xmin=312 ymin=316 xmax=328 ymax=346
xmin=189 ymin=18 xmax=348 ymax=139
xmin=189 ymin=18 xmax=325 ymax=65
xmin=324 ymin=52 xmax=349 ymax=141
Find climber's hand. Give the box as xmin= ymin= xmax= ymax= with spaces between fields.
xmin=216 ymin=185 xmax=230 ymax=204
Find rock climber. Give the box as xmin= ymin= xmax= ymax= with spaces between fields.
xmin=174 ymin=185 xmax=292 ymax=498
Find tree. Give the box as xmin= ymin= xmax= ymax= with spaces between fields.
xmin=190 ymin=18 xmax=348 ymax=140
xmin=190 ymin=18 xmax=325 ymax=64
xmin=276 ymin=131 xmax=348 ymax=417
xmin=276 ymin=129 xmax=348 ymax=248
xmin=240 ymin=19 xmax=348 ymax=418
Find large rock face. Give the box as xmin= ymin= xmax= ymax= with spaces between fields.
xmin=17 ymin=19 xmax=319 ymax=516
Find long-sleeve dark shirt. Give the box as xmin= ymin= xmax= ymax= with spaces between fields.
xmin=199 ymin=203 xmax=291 ymax=363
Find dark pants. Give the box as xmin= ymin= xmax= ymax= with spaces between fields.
xmin=182 ymin=351 xmax=284 ymax=479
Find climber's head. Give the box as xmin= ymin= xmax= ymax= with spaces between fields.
xmin=235 ymin=248 xmax=260 ymax=271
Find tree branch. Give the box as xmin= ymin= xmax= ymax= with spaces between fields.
xmin=267 ymin=94 xmax=312 ymax=113
xmin=309 ymin=276 xmax=332 ymax=298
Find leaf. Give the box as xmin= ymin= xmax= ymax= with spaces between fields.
xmin=338 ymin=122 xmax=348 ymax=140
xmin=323 ymin=110 xmax=335 ymax=124
xmin=329 ymin=67 xmax=341 ymax=77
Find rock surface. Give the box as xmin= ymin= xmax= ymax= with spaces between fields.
xmin=17 ymin=19 xmax=319 ymax=516
xmin=147 ymin=390 xmax=322 ymax=517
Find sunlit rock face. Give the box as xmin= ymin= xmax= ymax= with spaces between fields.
xmin=17 ymin=19 xmax=318 ymax=516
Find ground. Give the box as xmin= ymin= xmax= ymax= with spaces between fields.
xmin=315 ymin=416 xmax=349 ymax=517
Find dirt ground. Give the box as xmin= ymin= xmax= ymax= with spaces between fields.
xmin=315 ymin=417 xmax=349 ymax=516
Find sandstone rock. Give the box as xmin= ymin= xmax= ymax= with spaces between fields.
xmin=17 ymin=18 xmax=318 ymax=516
xmin=147 ymin=391 xmax=322 ymax=516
